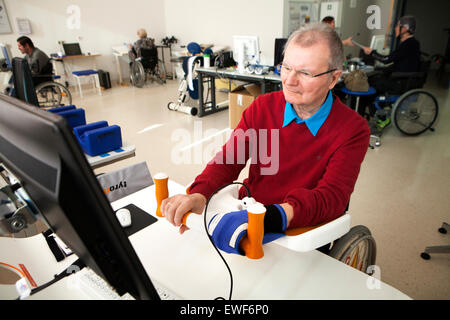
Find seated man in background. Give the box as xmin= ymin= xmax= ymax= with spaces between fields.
xmin=128 ymin=28 xmax=155 ymax=61
xmin=362 ymin=15 xmax=421 ymax=116
xmin=322 ymin=16 xmax=354 ymax=47
xmin=17 ymin=36 xmax=52 ymax=86
xmin=161 ymin=23 xmax=370 ymax=256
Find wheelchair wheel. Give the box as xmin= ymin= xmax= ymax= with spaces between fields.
xmin=35 ymin=81 xmax=72 ymax=108
xmin=392 ymin=89 xmax=438 ymax=136
xmin=155 ymin=59 xmax=167 ymax=84
xmin=328 ymin=225 xmax=377 ymax=275
xmin=130 ymin=61 xmax=146 ymax=88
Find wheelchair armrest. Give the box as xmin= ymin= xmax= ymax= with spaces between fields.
xmin=273 ymin=213 xmax=351 ymax=252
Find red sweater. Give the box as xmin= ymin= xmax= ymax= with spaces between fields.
xmin=189 ymin=91 xmax=370 ymax=228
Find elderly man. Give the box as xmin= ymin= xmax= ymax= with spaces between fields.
xmin=162 ymin=23 xmax=370 ymax=255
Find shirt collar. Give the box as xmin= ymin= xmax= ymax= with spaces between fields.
xmin=282 ymin=90 xmax=333 ymax=136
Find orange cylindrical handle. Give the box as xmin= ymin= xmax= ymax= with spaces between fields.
xmin=154 ymin=173 xmax=169 ymax=217
xmin=240 ymin=204 xmax=266 ymax=259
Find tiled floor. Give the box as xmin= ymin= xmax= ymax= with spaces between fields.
xmin=72 ymin=73 xmax=449 ymax=300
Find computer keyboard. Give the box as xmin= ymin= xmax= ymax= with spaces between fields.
xmin=77 ymin=267 xmax=180 ymax=300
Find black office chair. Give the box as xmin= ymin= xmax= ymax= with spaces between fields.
xmin=130 ymin=47 xmax=167 ymax=87
xmin=421 ymin=222 xmax=450 ymax=260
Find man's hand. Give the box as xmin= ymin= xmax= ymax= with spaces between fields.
xmin=342 ymin=36 xmax=354 ymax=46
xmin=161 ymin=193 xmax=206 ymax=234
xmin=362 ymin=46 xmax=373 ymax=55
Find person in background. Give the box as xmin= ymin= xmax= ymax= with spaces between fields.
xmin=362 ymin=15 xmax=421 ymax=118
xmin=128 ymin=28 xmax=155 ymax=61
xmin=322 ymin=16 xmax=354 ymax=46
xmin=161 ymin=23 xmax=370 ymax=256
xmin=17 ymin=36 xmax=52 ymax=86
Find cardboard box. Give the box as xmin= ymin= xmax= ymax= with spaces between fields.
xmin=228 ymin=83 xmax=261 ymax=129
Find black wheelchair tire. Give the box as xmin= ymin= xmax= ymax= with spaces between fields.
xmin=328 ymin=225 xmax=377 ymax=275
xmin=156 ymin=59 xmax=167 ymax=84
xmin=130 ymin=61 xmax=146 ymax=88
xmin=392 ymin=89 xmax=439 ymax=136
xmin=35 ymin=81 xmax=72 ymax=108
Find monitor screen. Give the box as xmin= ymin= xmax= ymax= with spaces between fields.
xmin=274 ymin=38 xmax=287 ymax=67
xmin=0 ymin=93 xmax=160 ymax=300
xmin=232 ymin=35 xmax=260 ymax=65
xmin=12 ymin=58 xmax=39 ymax=107
xmin=370 ymin=35 xmax=388 ymax=54
xmin=63 ymin=43 xmax=82 ymax=56
xmin=1 ymin=43 xmax=12 ymax=69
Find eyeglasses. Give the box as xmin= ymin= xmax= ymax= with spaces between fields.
xmin=280 ymin=62 xmax=337 ymax=81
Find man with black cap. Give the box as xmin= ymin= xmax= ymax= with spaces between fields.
xmin=362 ymin=15 xmax=420 ymax=73
xmin=360 ymin=16 xmax=421 ymax=119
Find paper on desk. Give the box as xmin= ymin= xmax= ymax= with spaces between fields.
xmin=0 ymin=234 xmax=78 ymax=288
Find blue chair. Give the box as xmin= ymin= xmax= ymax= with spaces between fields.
xmin=340 ymin=86 xmax=376 ymax=117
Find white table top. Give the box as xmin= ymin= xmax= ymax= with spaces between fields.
xmin=0 ymin=181 xmax=410 ymax=300
xmin=111 ymin=182 xmax=410 ymax=300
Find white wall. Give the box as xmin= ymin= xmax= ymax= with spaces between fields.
xmin=0 ymin=0 xmax=167 ymax=84
xmin=164 ymin=0 xmax=285 ymax=66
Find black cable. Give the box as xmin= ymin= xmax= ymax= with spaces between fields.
xmin=203 ymin=182 xmax=251 ymax=300
xmin=16 ymin=258 xmax=85 ymax=299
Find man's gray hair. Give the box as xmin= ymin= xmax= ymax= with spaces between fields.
xmin=284 ymin=22 xmax=344 ymax=70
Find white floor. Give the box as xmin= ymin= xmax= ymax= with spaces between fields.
xmin=71 ymin=73 xmax=449 ymax=300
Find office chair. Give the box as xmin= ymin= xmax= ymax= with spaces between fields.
xmin=420 ymin=222 xmax=450 ymax=260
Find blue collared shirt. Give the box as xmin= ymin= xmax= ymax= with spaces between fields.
xmin=282 ymin=90 xmax=333 ymax=136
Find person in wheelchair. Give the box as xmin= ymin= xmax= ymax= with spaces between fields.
xmin=128 ymin=28 xmax=156 ymax=62
xmin=128 ymin=28 xmax=167 ymax=87
xmin=17 ymin=36 xmax=52 ymax=87
xmin=161 ymin=23 xmax=371 ymax=258
xmin=362 ymin=16 xmax=420 ymax=95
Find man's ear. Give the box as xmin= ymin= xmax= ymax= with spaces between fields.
xmin=328 ymin=70 xmax=343 ymax=90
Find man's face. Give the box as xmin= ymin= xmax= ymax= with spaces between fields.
xmin=281 ymin=41 xmax=341 ymax=110
xmin=395 ymin=21 xmax=408 ymax=37
xmin=17 ymin=42 xmax=29 ymax=54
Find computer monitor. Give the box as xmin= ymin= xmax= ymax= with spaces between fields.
xmin=63 ymin=42 xmax=82 ymax=56
xmin=0 ymin=93 xmax=160 ymax=300
xmin=12 ymin=57 xmax=39 ymax=107
xmin=370 ymin=35 xmax=387 ymax=53
xmin=0 ymin=43 xmax=12 ymax=69
xmin=232 ymin=35 xmax=260 ymax=65
xmin=274 ymin=38 xmax=287 ymax=67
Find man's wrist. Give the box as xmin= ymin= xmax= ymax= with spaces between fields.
xmin=264 ymin=204 xmax=287 ymax=233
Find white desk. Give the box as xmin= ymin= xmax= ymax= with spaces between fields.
xmin=112 ymin=45 xmax=129 ymax=86
xmin=1 ymin=181 xmax=410 ymax=300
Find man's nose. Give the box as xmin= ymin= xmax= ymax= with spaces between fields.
xmin=284 ymin=69 xmax=298 ymax=86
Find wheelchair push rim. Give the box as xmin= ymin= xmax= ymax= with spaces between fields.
xmin=130 ymin=61 xmax=146 ymax=88
xmin=328 ymin=225 xmax=377 ymax=275
xmin=392 ymin=89 xmax=438 ymax=136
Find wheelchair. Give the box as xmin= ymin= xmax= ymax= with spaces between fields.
xmin=369 ymin=54 xmax=439 ymax=143
xmin=130 ymin=47 xmax=166 ymax=87
xmin=34 ymin=75 xmax=72 ymax=108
